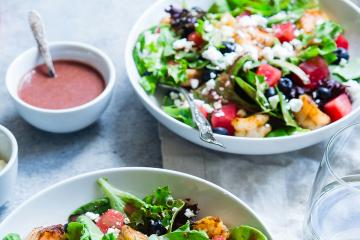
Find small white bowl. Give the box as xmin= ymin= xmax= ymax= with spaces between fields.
xmin=0 ymin=125 xmax=18 ymax=207
xmin=125 ymin=0 xmax=360 ymax=155
xmin=6 ymin=42 xmax=116 ymax=133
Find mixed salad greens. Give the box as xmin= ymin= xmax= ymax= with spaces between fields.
xmin=2 ymin=178 xmax=268 ymax=240
xmin=133 ymin=0 xmax=360 ymax=138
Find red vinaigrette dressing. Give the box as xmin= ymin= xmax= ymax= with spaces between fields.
xmin=18 ymin=60 xmax=106 ymax=110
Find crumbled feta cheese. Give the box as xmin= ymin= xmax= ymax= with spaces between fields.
xmin=271 ymin=11 xmax=287 ymax=22
xmin=172 ymin=207 xmax=179 ymax=212
xmin=124 ymin=217 xmax=130 ymax=224
xmin=202 ymin=46 xmax=224 ymax=65
xmin=273 ymin=43 xmax=295 ymax=60
xmin=238 ymin=16 xmax=253 ymax=27
xmin=213 ymin=101 xmax=222 ymax=110
xmin=223 ymin=52 xmax=239 ymax=66
xmin=0 ymin=160 xmax=6 ymax=171
xmin=294 ymin=29 xmax=303 ymax=37
xmin=243 ymin=61 xmax=253 ymax=71
xmin=174 ymin=99 xmax=183 ymax=108
xmin=268 ymin=95 xmax=280 ymax=109
xmin=289 ymin=98 xmax=303 ymax=112
xmin=190 ymin=78 xmax=200 ymax=89
xmin=283 ymin=42 xmax=294 ymax=52
xmin=210 ymin=72 xmax=217 ymax=79
xmin=340 ymin=58 xmax=348 ymax=67
xmin=262 ymin=47 xmax=274 ymax=61
xmin=107 ymin=227 xmax=120 ymax=237
xmin=173 ymin=38 xmax=194 ymax=52
xmin=184 ymin=208 xmax=196 ymax=218
xmin=312 ymin=91 xmax=318 ymax=99
xmin=290 ymin=39 xmax=303 ymax=51
xmin=206 ymin=79 xmax=216 ymax=90
xmin=344 ymin=80 xmax=360 ymax=105
xmin=252 ymin=15 xmax=268 ymax=27
xmin=85 ymin=212 xmax=100 ymax=222
xmin=214 ymin=110 xmax=225 ymax=117
xmin=238 ymin=15 xmax=268 ymax=28
xmin=243 ymin=44 xmax=259 ymax=61
xmin=204 ymin=21 xmax=214 ymax=32
xmin=170 ymin=91 xmax=179 ymax=100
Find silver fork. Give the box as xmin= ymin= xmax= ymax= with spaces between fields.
xmin=159 ymin=84 xmax=224 ymax=148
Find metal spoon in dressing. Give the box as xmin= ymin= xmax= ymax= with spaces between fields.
xmin=28 ymin=10 xmax=57 ymax=78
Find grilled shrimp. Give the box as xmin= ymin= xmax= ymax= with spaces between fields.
xmin=232 ymin=114 xmax=272 ymax=138
xmin=294 ymin=95 xmax=331 ymax=130
xmin=192 ymin=216 xmax=230 ymax=239
xmin=299 ymin=9 xmax=328 ymax=34
xmin=26 ymin=225 xmax=64 ymax=240
xmin=117 ymin=225 xmax=148 ymax=240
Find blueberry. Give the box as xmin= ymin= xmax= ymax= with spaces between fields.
xmin=317 ymin=87 xmax=332 ymax=101
xmin=265 ymin=87 xmax=277 ymax=98
xmin=150 ymin=220 xmax=167 ymax=235
xmin=334 ymin=48 xmax=350 ymax=65
xmin=213 ymin=127 xmax=229 ymax=135
xmin=220 ymin=41 xmax=237 ymax=54
xmin=278 ymin=78 xmax=294 ymax=96
xmin=202 ymin=69 xmax=218 ymax=81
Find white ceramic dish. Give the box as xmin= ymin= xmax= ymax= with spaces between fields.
xmin=125 ymin=0 xmax=360 ymax=155
xmin=0 ymin=125 xmax=18 ymax=207
xmin=6 ymin=42 xmax=116 ymax=133
xmin=0 ymin=168 xmax=272 ymax=239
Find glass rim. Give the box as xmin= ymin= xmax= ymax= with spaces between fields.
xmin=325 ymin=122 xmax=360 ymax=194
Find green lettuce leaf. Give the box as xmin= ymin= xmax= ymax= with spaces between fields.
xmin=69 ymin=198 xmax=110 ymax=222
xmin=163 ymin=106 xmax=195 ymax=128
xmin=149 ymin=222 xmax=209 ymax=240
xmin=208 ymin=0 xmax=318 ymax=16
xmin=65 ymin=222 xmax=91 ymax=240
xmin=2 ymin=234 xmax=21 ymax=240
xmin=76 ymin=215 xmax=103 ymax=240
xmin=230 ymin=226 xmax=267 ymax=240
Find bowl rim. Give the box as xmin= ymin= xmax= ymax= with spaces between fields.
xmin=0 ymin=167 xmax=273 ymax=238
xmin=125 ymin=0 xmax=360 ymax=143
xmin=6 ymin=41 xmax=116 ymax=114
xmin=0 ymin=125 xmax=18 ymax=177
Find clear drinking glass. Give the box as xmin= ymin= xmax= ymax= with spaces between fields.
xmin=304 ymin=123 xmax=360 ymax=240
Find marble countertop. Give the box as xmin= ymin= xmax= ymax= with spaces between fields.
xmin=0 ymin=0 xmax=161 ymax=221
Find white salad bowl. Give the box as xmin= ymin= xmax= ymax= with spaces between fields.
xmin=0 ymin=125 xmax=18 ymax=207
xmin=0 ymin=167 xmax=272 ymax=239
xmin=6 ymin=42 xmax=116 ymax=133
xmin=125 ymin=0 xmax=360 ymax=155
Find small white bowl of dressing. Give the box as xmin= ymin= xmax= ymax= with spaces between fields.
xmin=6 ymin=41 xmax=116 ymax=133
xmin=0 ymin=125 xmax=18 ymax=207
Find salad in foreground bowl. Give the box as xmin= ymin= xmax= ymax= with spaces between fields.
xmin=133 ymin=0 xmax=360 ymax=138
xmin=2 ymin=178 xmax=267 ymax=240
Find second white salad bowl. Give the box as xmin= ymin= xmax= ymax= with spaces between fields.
xmin=125 ymin=0 xmax=360 ymax=155
xmin=0 ymin=168 xmax=272 ymax=239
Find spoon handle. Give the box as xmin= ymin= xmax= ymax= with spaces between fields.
xmin=28 ymin=10 xmax=56 ymax=78
xmin=178 ymin=88 xmax=224 ymax=148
